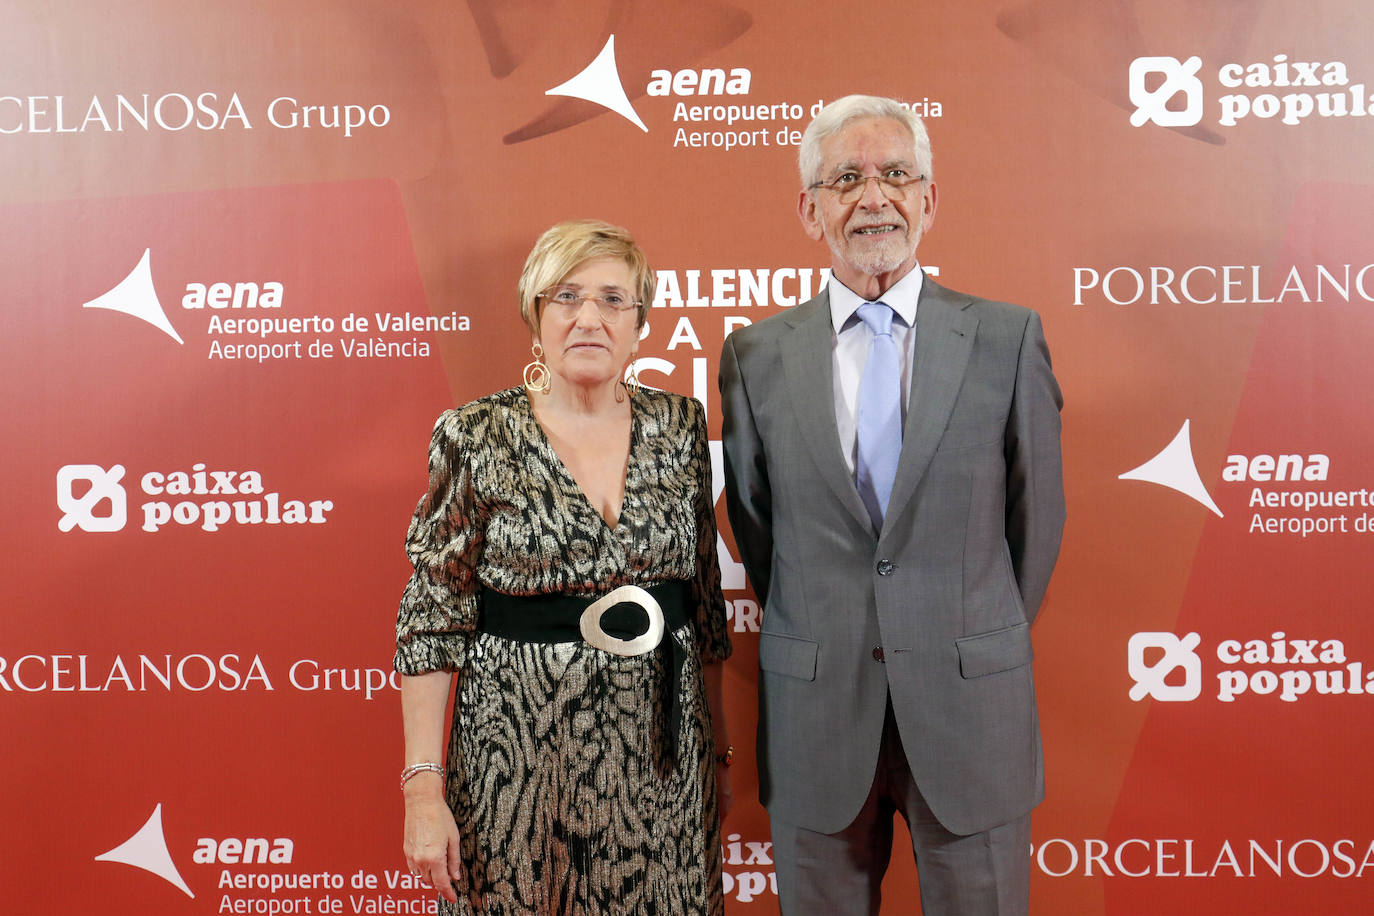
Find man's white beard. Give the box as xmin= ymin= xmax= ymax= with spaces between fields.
xmin=829 ymin=229 xmax=916 ymax=279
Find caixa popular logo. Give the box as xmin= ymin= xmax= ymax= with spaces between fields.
xmin=57 ymin=463 xmax=333 ymax=533
xmin=1128 ymin=631 xmax=1373 ymax=704
xmin=1128 ymin=632 xmax=1204 ymax=702
xmin=1129 ymin=56 xmax=1205 ymax=128
xmin=1129 ymin=54 xmax=1373 ymax=129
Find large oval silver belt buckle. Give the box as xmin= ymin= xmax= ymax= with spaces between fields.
xmin=579 ymin=585 xmax=665 ymax=657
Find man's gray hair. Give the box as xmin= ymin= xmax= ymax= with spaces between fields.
xmin=798 ymin=95 xmax=933 ymax=189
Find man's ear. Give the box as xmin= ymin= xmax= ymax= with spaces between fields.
xmin=920 ymin=180 xmax=939 ymax=235
xmin=797 ymin=189 xmax=824 ymax=241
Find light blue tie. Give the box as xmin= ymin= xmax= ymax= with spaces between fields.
xmin=855 ymin=302 xmax=902 ymax=531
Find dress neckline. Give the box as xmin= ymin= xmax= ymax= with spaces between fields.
xmin=519 ymin=387 xmax=638 ymax=532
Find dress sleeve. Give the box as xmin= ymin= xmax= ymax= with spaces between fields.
xmin=686 ymin=397 xmax=732 ymax=664
xmin=394 ymin=410 xmax=484 ymax=674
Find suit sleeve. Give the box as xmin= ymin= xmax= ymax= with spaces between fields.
xmin=719 ymin=332 xmax=774 ymax=605
xmin=1003 ymin=310 xmax=1065 ymax=623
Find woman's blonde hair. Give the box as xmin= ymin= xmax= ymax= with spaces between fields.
xmin=517 ymin=219 xmax=655 ymax=333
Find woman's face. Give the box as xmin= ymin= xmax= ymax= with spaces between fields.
xmin=536 ymin=256 xmax=640 ymax=392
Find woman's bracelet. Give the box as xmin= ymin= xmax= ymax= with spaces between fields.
xmin=399 ymin=762 xmax=445 ymax=789
xmin=715 ymin=744 xmax=734 ymax=767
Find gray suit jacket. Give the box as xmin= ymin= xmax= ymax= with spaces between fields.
xmin=719 ymin=277 xmax=1065 ymax=837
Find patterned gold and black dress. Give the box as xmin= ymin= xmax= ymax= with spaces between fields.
xmin=395 ymin=387 xmax=731 ymax=916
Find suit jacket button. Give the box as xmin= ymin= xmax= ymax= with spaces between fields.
xmin=876 ymin=559 xmax=895 ymax=576
xmin=872 ymin=647 xmax=885 ymax=662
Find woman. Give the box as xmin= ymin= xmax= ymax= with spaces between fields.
xmin=395 ymin=219 xmax=732 ymax=915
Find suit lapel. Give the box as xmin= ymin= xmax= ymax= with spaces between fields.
xmin=883 ymin=278 xmax=978 ymax=532
xmin=780 ymin=292 xmax=874 ymax=533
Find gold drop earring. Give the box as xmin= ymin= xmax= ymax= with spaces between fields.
xmin=524 ymin=342 xmax=551 ymax=393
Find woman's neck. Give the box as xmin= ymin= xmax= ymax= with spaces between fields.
xmin=532 ymin=378 xmax=629 ymax=419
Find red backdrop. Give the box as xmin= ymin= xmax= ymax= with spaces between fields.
xmin=4 ymin=1 xmax=1374 ymax=913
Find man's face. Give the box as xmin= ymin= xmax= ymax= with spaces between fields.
xmin=798 ymin=116 xmax=938 ymax=297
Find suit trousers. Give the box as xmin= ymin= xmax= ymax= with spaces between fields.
xmin=769 ymin=699 xmax=1031 ymax=916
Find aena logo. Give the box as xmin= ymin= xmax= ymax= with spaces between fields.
xmin=541 ymin=35 xmax=752 ymax=133
xmin=95 ymin=803 xmax=195 ymax=898
xmin=1128 ymin=631 xmax=1203 ymax=702
xmin=1129 ymin=56 xmax=1204 ymax=128
xmin=546 ymin=34 xmax=647 ymax=131
xmin=95 ymin=803 xmax=295 ymax=898
xmin=1118 ymin=419 xmax=1222 ymax=516
xmin=83 ymin=248 xmax=183 ymax=343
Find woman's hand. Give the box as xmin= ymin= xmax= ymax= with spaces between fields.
xmin=403 ymin=780 xmax=462 ymax=904
xmin=400 ymin=673 xmax=460 ymax=901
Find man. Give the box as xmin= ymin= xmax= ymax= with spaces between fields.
xmin=719 ymin=95 xmax=1065 ymax=915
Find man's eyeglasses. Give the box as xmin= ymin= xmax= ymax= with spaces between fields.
xmin=537 ymin=288 xmax=641 ymax=322
xmin=809 ymin=170 xmax=927 ymax=203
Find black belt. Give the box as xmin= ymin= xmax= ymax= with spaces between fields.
xmin=478 ymin=581 xmax=690 ymax=768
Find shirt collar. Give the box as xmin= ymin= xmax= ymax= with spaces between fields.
xmin=828 ymin=264 xmax=924 ymax=333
